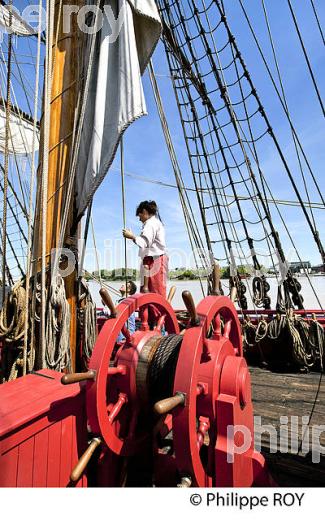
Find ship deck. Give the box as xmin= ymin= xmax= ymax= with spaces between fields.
xmin=250 ymin=366 xmax=325 ymax=486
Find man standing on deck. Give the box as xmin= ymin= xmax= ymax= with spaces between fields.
xmin=122 ymin=200 xmax=168 ymax=323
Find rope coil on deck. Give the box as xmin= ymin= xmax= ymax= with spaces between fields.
xmin=0 ymin=279 xmax=34 ymax=381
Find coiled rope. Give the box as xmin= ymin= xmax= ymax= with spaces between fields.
xmin=252 ymin=276 xmax=271 ymax=309
xmin=0 ymin=279 xmax=33 ymax=381
xmin=45 ymin=274 xmax=71 ymax=372
xmin=242 ymin=311 xmax=324 ymax=370
xmin=79 ymin=279 xmax=97 ymax=368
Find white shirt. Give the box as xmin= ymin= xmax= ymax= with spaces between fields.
xmin=134 ymin=216 xmax=166 ymax=259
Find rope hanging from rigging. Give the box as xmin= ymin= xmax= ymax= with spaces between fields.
xmin=1 ymin=0 xmax=13 ymax=302
xmin=157 ymin=0 xmax=324 ymax=312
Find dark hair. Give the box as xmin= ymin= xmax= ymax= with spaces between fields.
xmin=136 ymin=200 xmax=163 ymax=222
xmin=136 ymin=200 xmax=158 ymax=216
xmin=127 ymin=281 xmax=137 ymax=295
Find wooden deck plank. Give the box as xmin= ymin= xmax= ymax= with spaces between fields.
xmin=250 ymin=367 xmax=325 ymax=485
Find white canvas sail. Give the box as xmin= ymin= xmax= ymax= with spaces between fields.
xmin=0 ymin=107 xmax=39 ymax=155
xmin=0 ymin=5 xmax=36 ymax=36
xmin=75 ymin=0 xmax=161 ymax=218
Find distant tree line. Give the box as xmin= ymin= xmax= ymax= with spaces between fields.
xmin=85 ymin=268 xmax=138 ymax=281
xmin=84 ymin=264 xmax=265 ymax=282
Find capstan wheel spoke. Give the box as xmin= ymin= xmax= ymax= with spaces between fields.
xmin=223 ymin=319 xmax=232 ymax=339
xmin=107 ymin=365 xmax=126 ymax=376
xmin=213 ymin=313 xmax=221 ymax=339
xmin=108 ymin=393 xmax=128 ymax=424
xmin=121 ymin=324 xmax=132 ymax=342
xmin=197 ymin=416 xmax=210 ymax=450
xmin=139 ymin=304 xmax=150 ymax=331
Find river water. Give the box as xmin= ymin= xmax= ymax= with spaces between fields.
xmin=89 ymin=276 xmax=325 ymax=311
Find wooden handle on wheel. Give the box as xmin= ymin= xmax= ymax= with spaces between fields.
xmin=182 ymin=291 xmax=200 ymax=326
xmin=167 ymin=285 xmax=176 ymax=304
xmin=100 ymin=288 xmax=117 ymax=317
xmin=61 ymin=370 xmax=96 ymax=385
xmin=70 ymin=437 xmax=102 ymax=482
xmin=142 ymin=266 xmax=150 ymax=293
xmin=230 ymin=286 xmax=237 ymax=302
xmin=154 ymin=393 xmax=186 ymax=415
xmin=211 ymin=263 xmax=221 ymax=296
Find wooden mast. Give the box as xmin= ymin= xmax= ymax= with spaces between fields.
xmin=34 ymin=0 xmax=84 ymax=371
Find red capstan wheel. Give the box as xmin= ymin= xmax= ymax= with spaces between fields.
xmin=86 ymin=293 xmax=179 ymax=456
xmin=172 ymin=295 xmax=258 ymax=487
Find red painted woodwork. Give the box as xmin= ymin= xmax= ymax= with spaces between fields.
xmin=0 ymin=370 xmax=88 ymax=487
xmin=87 ymin=293 xmax=179 ymax=457
xmin=172 ymin=296 xmax=270 ymax=487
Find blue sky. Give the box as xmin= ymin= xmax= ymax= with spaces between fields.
xmin=1 ymin=1 xmax=324 ymax=277
xmin=87 ymin=0 xmax=324 ymax=272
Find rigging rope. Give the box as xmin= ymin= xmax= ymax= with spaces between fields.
xmin=120 ymin=137 xmax=129 ymax=296
xmin=158 ymin=0 xmax=280 ymax=310
xmin=91 ymin=215 xmax=102 ymax=287
xmin=236 ymin=0 xmax=325 ymax=208
xmin=39 ymin=0 xmax=54 ymax=368
xmin=309 ymin=0 xmax=325 ymax=46
xmin=261 ymin=0 xmax=318 ymax=235
xmin=215 ymin=0 xmax=325 ymax=267
xmin=79 ymin=278 xmax=96 ymax=368
xmin=45 ymin=274 xmax=71 ymax=371
xmin=1 ymin=0 xmax=13 ymax=301
xmin=286 ymin=0 xmax=324 ymax=118
xmin=111 ymin=167 xmax=324 ymax=210
xmin=158 ymin=0 xmax=324 ymax=313
xmin=149 ymin=60 xmax=210 ymax=295
xmin=23 ymin=0 xmax=43 ymax=376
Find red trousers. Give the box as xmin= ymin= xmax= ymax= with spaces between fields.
xmin=141 ymin=255 xmax=168 ymax=322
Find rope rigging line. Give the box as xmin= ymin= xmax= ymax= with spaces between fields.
xmin=91 ymin=215 xmax=102 ymax=288
xmin=149 ymin=57 xmax=214 ymax=260
xmin=215 ymin=0 xmax=324 ymax=268
xmin=0 ymin=166 xmax=29 ymax=218
xmin=0 ymin=177 xmax=28 ymax=243
xmin=0 ymin=215 xmax=24 ymax=278
xmin=79 ymin=199 xmax=93 ymax=277
xmin=1 ymin=0 xmax=13 ymax=302
xmin=111 ymin=166 xmax=324 ymax=210
xmin=261 ymin=0 xmax=318 ymax=235
xmin=236 ymin=0 xmax=325 ymax=208
xmin=149 ymin=59 xmax=210 ymax=295
xmin=120 ymin=137 xmax=129 ymax=296
xmin=79 ymin=278 xmax=96 ymax=368
xmin=158 ymin=0 xmax=284 ymax=308
xmin=38 ymin=0 xmax=55 ymax=369
xmin=23 ymin=0 xmax=42 ymax=376
xmin=83 ymin=269 xmax=121 ymax=297
xmin=309 ymin=0 xmax=325 ymax=46
xmin=286 ymin=0 xmax=324 ymax=118
xmin=161 ymin=16 xmax=253 ymax=310
xmin=215 ymin=1 xmax=324 ymax=309
xmin=0 ymin=232 xmax=13 ymax=286
xmin=157 ymin=0 xmax=325 ymax=311
xmin=0 ymin=43 xmax=40 ymax=193
xmin=162 ymin=0 xmax=275 ymax=252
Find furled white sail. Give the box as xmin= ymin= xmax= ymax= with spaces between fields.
xmin=0 ymin=5 xmax=36 ymax=36
xmin=0 ymin=107 xmax=39 ymax=155
xmin=75 ymin=0 xmax=161 ymax=218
